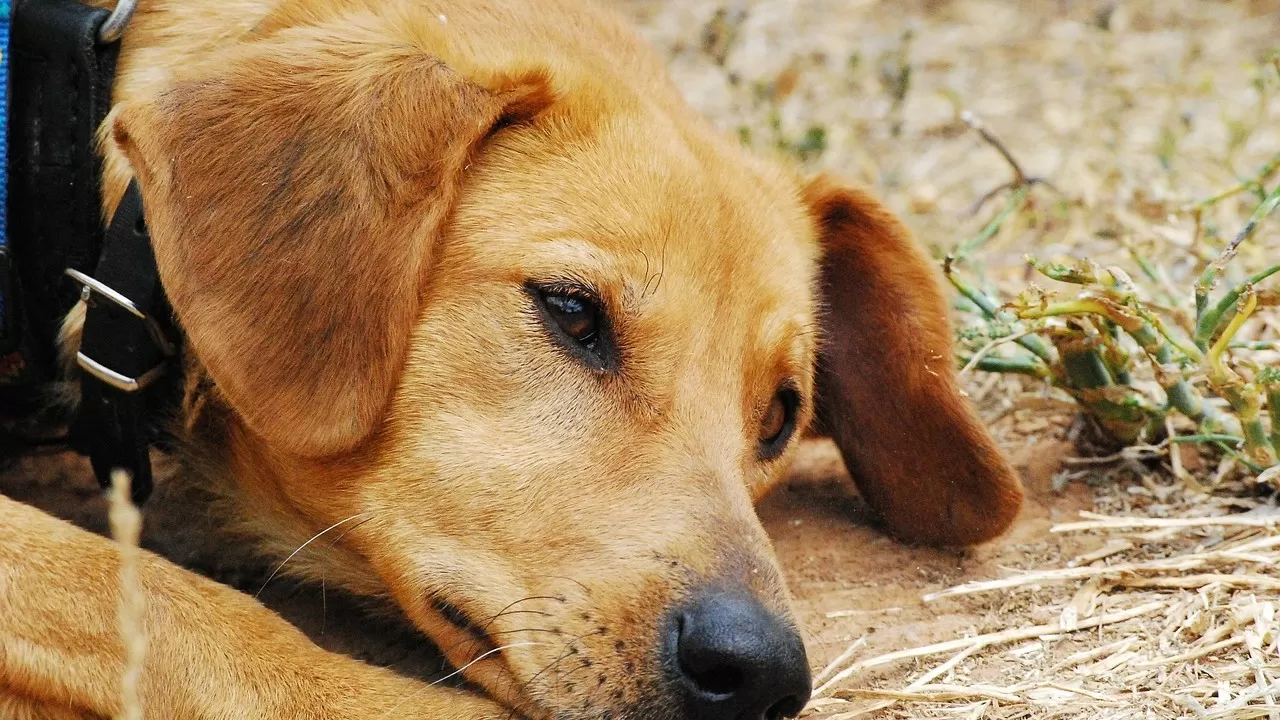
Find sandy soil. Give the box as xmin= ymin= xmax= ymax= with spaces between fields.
xmin=765 ymin=438 xmax=1094 ymax=683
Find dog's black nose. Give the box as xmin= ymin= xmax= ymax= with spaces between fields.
xmin=668 ymin=588 xmax=811 ymax=720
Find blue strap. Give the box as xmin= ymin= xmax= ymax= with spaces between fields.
xmin=0 ymin=0 xmax=9 ymax=252
xmin=0 ymin=0 xmax=10 ymax=344
xmin=0 ymin=0 xmax=8 ymax=245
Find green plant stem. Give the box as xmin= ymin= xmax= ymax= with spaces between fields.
xmin=1098 ymin=321 xmax=1134 ymax=385
xmin=959 ymin=354 xmax=1051 ymax=378
xmin=1269 ymin=387 xmax=1280 ymax=458
xmin=1262 ymin=370 xmax=1280 ymax=458
xmin=1239 ymin=409 xmax=1277 ymax=467
xmin=1194 ymin=181 xmax=1280 ymax=349
xmin=1168 ymin=433 xmax=1262 ymax=469
xmin=1016 ymin=293 xmax=1237 ymax=437
xmin=951 ymin=186 xmax=1029 ymax=262
xmin=1133 ymin=305 xmax=1204 ymax=363
xmin=1190 ymin=151 xmax=1280 ymax=211
xmin=945 ymin=268 xmax=1058 ymax=364
xmin=1054 ymin=334 xmax=1157 ymax=444
xmin=1017 ymin=297 xmax=1124 ymax=321
xmin=1125 ymin=322 xmax=1230 ymax=432
xmin=1195 ymin=263 xmax=1280 ymax=350
xmin=1203 ymin=292 xmax=1278 ymax=466
xmin=1060 ymin=344 xmax=1114 ymax=388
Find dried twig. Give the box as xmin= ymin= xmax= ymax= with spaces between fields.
xmin=1051 ymin=511 xmax=1280 ymax=533
xmin=812 ymin=601 xmax=1166 ymax=697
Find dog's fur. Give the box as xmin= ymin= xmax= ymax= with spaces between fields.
xmin=0 ymin=0 xmax=1025 ymax=717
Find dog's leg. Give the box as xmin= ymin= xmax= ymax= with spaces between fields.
xmin=0 ymin=495 xmax=507 ymax=719
xmin=802 ymin=176 xmax=1025 ymax=547
xmin=0 ymin=691 xmax=98 ymax=719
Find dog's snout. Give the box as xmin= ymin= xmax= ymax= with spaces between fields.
xmin=667 ymin=588 xmax=811 ymax=720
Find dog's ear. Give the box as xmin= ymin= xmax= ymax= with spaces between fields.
xmin=802 ymin=175 xmax=1024 ymax=546
xmin=110 ymin=29 xmax=555 ymax=458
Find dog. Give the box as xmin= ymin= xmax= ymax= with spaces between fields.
xmin=0 ymin=0 xmax=1025 ymax=717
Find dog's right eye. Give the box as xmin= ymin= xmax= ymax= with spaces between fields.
xmin=529 ymin=283 xmax=617 ymax=371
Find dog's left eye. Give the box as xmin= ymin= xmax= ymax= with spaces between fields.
xmin=531 ymin=284 xmax=616 ymax=370
xmin=758 ymin=388 xmax=798 ymax=460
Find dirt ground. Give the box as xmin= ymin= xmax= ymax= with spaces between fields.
xmin=762 ymin=437 xmax=1097 ymax=688
xmin=4 ymin=1 xmax=1279 ymax=718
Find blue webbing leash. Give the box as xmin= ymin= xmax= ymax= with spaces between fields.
xmin=0 ymin=0 xmax=11 ymax=348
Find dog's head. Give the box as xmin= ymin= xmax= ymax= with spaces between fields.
xmin=107 ymin=3 xmax=1023 ymax=718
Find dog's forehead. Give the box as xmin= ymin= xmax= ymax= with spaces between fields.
xmin=454 ymin=110 xmax=820 ymax=323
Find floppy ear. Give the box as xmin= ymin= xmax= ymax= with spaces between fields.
xmin=803 ymin=176 xmax=1024 ymax=546
xmin=110 ymin=27 xmax=553 ymax=458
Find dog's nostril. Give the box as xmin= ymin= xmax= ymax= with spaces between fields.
xmin=765 ymin=695 xmax=804 ymax=720
xmin=669 ymin=587 xmax=810 ymax=720
xmin=681 ymin=659 xmax=744 ymax=697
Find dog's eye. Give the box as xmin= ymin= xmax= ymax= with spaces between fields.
xmin=758 ymin=388 xmax=798 ymax=460
xmin=544 ymin=292 xmax=599 ymax=346
xmin=530 ymin=284 xmax=616 ymax=371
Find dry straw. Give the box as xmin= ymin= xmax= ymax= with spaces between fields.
xmin=806 ymin=508 xmax=1280 ymax=719
xmin=109 ymin=469 xmax=147 ymax=720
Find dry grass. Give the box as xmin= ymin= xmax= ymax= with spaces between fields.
xmin=108 ymin=470 xmax=146 ymax=720
xmin=626 ymin=0 xmax=1280 ymax=717
xmin=804 ymin=506 xmax=1280 ymax=719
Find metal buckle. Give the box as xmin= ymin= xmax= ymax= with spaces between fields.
xmin=65 ymin=267 xmax=174 ymax=392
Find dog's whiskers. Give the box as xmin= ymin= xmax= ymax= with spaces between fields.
xmin=432 ymin=641 xmax=547 ymax=688
xmin=573 ymin=654 xmax=616 ymax=718
xmin=381 ymin=641 xmax=549 ymax=719
xmin=435 ymin=625 xmax=563 ymax=663
xmin=431 ymin=594 xmax=562 ymax=668
xmin=505 ymin=628 xmax=606 ymax=720
xmin=326 ymin=515 xmax=374 ymax=548
xmin=254 ymin=512 xmax=372 ymax=598
xmin=480 ymin=596 xmax=562 ymax=633
xmin=546 ymin=655 xmax=595 ymax=697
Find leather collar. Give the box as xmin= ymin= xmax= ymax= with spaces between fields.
xmin=2 ymin=0 xmax=173 ymax=503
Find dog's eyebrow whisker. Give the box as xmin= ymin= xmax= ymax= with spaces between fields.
xmin=544 ymin=574 xmax=591 ymax=595
xmin=382 ymin=642 xmax=549 ymax=720
xmin=253 ymin=512 xmax=372 ymax=598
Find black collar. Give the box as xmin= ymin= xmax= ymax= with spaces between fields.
xmin=2 ymin=0 xmax=175 ymax=503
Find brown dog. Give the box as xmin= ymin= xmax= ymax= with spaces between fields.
xmin=0 ymin=0 xmax=1024 ymax=718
